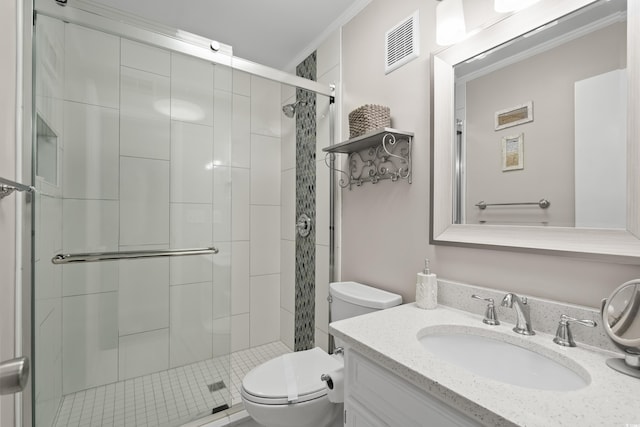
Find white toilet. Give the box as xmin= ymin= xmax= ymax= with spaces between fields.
xmin=241 ymin=281 xmax=402 ymax=427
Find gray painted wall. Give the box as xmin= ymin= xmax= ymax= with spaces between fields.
xmin=340 ymin=0 xmax=640 ymax=309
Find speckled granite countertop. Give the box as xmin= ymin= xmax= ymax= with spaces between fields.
xmin=329 ymin=303 xmax=640 ymax=427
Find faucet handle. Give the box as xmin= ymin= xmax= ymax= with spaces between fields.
xmin=553 ymin=314 xmax=597 ymax=347
xmin=471 ymin=294 xmax=500 ymax=326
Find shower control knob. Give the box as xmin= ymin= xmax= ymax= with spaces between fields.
xmin=296 ymin=214 xmax=312 ymax=237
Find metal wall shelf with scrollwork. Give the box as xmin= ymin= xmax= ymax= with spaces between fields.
xmin=322 ymin=128 xmax=413 ymax=189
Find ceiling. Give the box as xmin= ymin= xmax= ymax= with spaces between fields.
xmin=92 ymin=0 xmax=366 ymax=71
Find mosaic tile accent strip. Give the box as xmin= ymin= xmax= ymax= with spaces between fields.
xmin=51 ymin=341 xmax=289 ymax=427
xmin=294 ymin=52 xmax=317 ymax=352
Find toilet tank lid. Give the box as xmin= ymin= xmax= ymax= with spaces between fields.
xmin=329 ymin=281 xmax=402 ymax=309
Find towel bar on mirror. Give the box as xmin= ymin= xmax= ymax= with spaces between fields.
xmin=475 ymin=199 xmax=550 ymax=210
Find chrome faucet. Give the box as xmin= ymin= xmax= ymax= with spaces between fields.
xmin=501 ymin=293 xmax=535 ymax=335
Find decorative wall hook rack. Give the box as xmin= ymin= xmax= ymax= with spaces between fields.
xmin=323 ymin=128 xmax=413 ymax=189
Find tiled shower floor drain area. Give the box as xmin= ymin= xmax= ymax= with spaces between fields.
xmin=53 ymin=341 xmax=290 ymax=427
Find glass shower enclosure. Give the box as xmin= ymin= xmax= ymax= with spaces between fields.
xmin=30 ymin=1 xmax=335 ymax=426
xmin=32 ymin=5 xmax=233 ymax=427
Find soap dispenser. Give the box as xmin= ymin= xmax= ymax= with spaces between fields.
xmin=416 ymin=259 xmax=437 ymax=309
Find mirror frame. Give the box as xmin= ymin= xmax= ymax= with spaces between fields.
xmin=430 ymin=0 xmax=640 ymax=263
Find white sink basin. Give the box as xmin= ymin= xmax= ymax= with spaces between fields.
xmin=418 ymin=327 xmax=589 ymax=391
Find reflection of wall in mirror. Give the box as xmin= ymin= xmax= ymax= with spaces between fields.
xmin=463 ymin=22 xmax=626 ymax=227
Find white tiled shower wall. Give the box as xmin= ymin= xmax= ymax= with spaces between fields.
xmin=279 ymin=29 xmax=341 ymax=352
xmin=32 ymin=15 xmax=288 ymax=427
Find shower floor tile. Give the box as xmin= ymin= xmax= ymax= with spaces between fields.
xmin=52 ymin=341 xmax=290 ymax=427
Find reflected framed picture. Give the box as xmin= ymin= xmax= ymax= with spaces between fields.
xmin=502 ymin=134 xmax=524 ymax=171
xmin=495 ymin=101 xmax=533 ymax=130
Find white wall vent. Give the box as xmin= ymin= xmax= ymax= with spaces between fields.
xmin=385 ymin=11 xmax=420 ymax=75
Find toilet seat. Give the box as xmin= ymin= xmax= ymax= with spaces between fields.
xmin=241 ymin=347 xmax=342 ymax=405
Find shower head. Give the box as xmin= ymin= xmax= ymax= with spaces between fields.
xmin=282 ymin=100 xmax=306 ymax=118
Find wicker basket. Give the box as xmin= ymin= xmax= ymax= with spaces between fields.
xmin=348 ymin=104 xmax=391 ymax=138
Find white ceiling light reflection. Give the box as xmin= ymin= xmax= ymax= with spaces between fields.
xmin=205 ymin=160 xmax=223 ymax=170
xmin=494 ymin=0 xmax=541 ymax=13
xmin=154 ymin=99 xmax=206 ymax=122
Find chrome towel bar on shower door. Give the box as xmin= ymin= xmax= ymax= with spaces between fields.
xmin=51 ymin=246 xmax=219 ymax=264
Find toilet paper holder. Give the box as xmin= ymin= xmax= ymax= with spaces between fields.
xmin=320 ymin=373 xmax=334 ymax=389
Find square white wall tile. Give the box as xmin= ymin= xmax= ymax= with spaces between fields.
xmin=250 ymin=134 xmax=281 ymax=205
xmin=171 ymin=121 xmax=213 ymax=203
xmin=119 ymin=257 xmax=169 ymax=335
xmin=250 ymin=274 xmax=280 ymax=347
xmin=280 ymin=240 xmax=295 ymax=314
xmin=231 ymin=167 xmax=250 ymax=241
xmin=62 ymin=262 xmax=118 ymax=297
xmin=63 ymin=101 xmax=119 ymax=200
xmin=60 ymin=198 xmax=119 ymax=298
xmin=118 ymin=329 xmax=169 ymax=380
xmin=231 ymin=314 xmax=250 ymax=352
xmin=38 ymin=194 xmax=62 ymax=257
xmin=170 ymin=255 xmax=213 ymax=287
xmin=317 ymin=29 xmax=341 ymax=79
xmin=211 ymin=317 xmax=231 ymax=357
xmin=120 ymin=66 xmax=171 ymax=160
xmin=35 ymin=96 xmax=64 ymax=146
xmin=280 ymin=169 xmax=296 ymax=241
xmin=62 ymin=292 xmax=118 ymax=394
xmin=35 ymin=256 xmax=62 ymax=301
xmin=215 ymin=64 xmax=232 ymax=92
xmin=170 ymin=203 xmax=213 ymax=247
xmin=35 ymin=15 xmax=64 ymax=101
xmin=121 ymin=39 xmax=170 ymax=76
xmin=35 ymin=195 xmax=62 ymax=300
xmin=315 ymin=159 xmax=330 ymax=247
xmin=232 ymin=94 xmax=250 ymax=168
xmin=250 ymin=76 xmax=281 ymax=138
xmin=231 ymin=241 xmax=250 ymax=315
xmin=169 ymin=282 xmax=213 ymax=367
xmin=250 ymin=206 xmax=281 ymax=276
xmin=232 ymin=70 xmax=251 ymax=96
xmin=315 ymin=328 xmax=329 ymax=353
xmin=214 ymin=89 xmax=232 ymax=166
xmin=62 ymin=199 xmax=119 ymax=252
xmin=171 ymin=53 xmax=213 ymax=126
xmin=315 ymin=245 xmax=330 ymax=334
xmin=170 ymin=203 xmax=213 ymax=286
xmin=280 ymin=308 xmax=294 ymax=351
xmin=213 ymin=166 xmax=232 ymax=242
xmin=280 ymin=104 xmax=296 ymax=171
xmin=281 ymin=83 xmax=295 ymax=104
xmin=213 ymin=241 xmax=231 ymax=319
xmin=65 ymin=23 xmax=120 ymax=108
xmin=35 ymin=298 xmax=62 ymax=427
xmin=120 ymin=156 xmax=170 ymax=246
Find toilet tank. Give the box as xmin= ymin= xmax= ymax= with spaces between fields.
xmin=329 ymin=281 xmax=402 ymax=322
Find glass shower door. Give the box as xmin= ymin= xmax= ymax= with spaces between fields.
xmin=33 ymin=12 xmax=232 ymax=427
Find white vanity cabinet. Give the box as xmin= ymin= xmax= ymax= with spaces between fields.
xmin=344 ymin=349 xmax=481 ymax=427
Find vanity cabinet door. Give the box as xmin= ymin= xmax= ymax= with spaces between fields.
xmin=345 ymin=399 xmax=389 ymax=427
xmin=345 ymin=350 xmax=480 ymax=427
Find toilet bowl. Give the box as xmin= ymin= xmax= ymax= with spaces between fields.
xmin=241 ymin=347 xmax=343 ymax=427
xmin=241 ymin=282 xmax=402 ymax=427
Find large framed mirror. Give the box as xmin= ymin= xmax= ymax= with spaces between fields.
xmin=431 ymin=0 xmax=640 ymax=262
